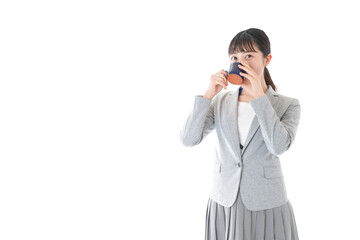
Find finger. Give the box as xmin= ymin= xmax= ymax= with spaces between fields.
xmin=238 ymin=60 xmax=256 ymax=75
xmin=214 ymin=78 xmax=227 ymax=89
xmin=214 ymin=75 xmax=227 ymax=85
xmin=239 ymin=72 xmax=254 ymax=83
xmin=216 ymin=72 xmax=229 ymax=80
xmin=238 ymin=63 xmax=256 ymax=78
xmin=220 ymin=69 xmax=228 ymax=76
xmin=215 ymin=75 xmax=228 ymax=86
xmin=238 ymin=65 xmax=257 ymax=82
xmin=215 ymin=80 xmax=227 ymax=89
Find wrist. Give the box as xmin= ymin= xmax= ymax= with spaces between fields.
xmin=203 ymin=91 xmax=215 ymax=100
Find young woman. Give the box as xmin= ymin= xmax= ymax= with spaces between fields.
xmin=179 ymin=28 xmax=301 ymax=240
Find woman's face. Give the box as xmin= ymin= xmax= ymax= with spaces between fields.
xmin=229 ymin=44 xmax=272 ymax=80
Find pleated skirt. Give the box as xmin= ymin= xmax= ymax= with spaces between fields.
xmin=205 ymin=185 xmax=299 ymax=240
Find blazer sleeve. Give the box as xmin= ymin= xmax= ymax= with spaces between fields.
xmin=179 ymin=95 xmax=216 ymax=147
xmin=249 ymin=94 xmax=301 ymax=155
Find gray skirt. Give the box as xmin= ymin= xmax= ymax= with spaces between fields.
xmin=205 ymin=186 xmax=299 ymax=240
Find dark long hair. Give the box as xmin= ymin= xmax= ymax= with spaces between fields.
xmin=228 ymin=28 xmax=277 ymax=91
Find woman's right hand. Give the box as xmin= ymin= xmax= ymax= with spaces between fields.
xmin=204 ymin=69 xmax=229 ymax=99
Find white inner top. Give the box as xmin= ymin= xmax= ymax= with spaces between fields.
xmin=237 ymin=102 xmax=255 ymax=146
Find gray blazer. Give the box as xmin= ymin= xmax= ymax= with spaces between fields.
xmin=179 ymin=85 xmax=301 ymax=210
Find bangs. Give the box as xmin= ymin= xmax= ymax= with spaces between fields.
xmin=228 ymin=33 xmax=258 ymax=56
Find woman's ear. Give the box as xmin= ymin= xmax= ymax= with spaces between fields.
xmin=264 ymin=53 xmax=272 ymax=67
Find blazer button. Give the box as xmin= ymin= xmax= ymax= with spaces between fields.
xmin=238 ymin=163 xmax=241 ymax=168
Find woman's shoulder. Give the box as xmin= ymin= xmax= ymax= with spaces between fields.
xmin=276 ymin=92 xmax=300 ymax=105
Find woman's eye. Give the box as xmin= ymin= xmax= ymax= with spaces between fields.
xmin=231 ymin=55 xmax=252 ymax=61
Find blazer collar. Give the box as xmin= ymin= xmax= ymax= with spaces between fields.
xmin=228 ymin=84 xmax=279 ymax=104
xmin=226 ymin=85 xmax=279 ymax=157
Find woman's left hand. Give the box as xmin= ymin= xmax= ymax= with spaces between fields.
xmin=238 ymin=60 xmax=266 ymax=99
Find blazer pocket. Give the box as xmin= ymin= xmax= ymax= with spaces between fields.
xmin=264 ymin=166 xmax=284 ymax=179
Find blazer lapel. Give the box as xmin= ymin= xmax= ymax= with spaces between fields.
xmin=225 ymin=85 xmax=279 ymax=158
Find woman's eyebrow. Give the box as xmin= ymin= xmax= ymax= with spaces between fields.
xmin=240 ymin=51 xmax=257 ymax=53
xmin=231 ymin=51 xmax=257 ymax=55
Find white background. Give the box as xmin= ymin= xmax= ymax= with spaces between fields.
xmin=1 ymin=0 xmax=359 ymax=239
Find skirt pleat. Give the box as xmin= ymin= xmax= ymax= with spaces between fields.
xmin=205 ymin=186 xmax=299 ymax=240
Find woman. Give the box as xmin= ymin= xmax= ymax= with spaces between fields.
xmin=179 ymin=28 xmax=301 ymax=240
